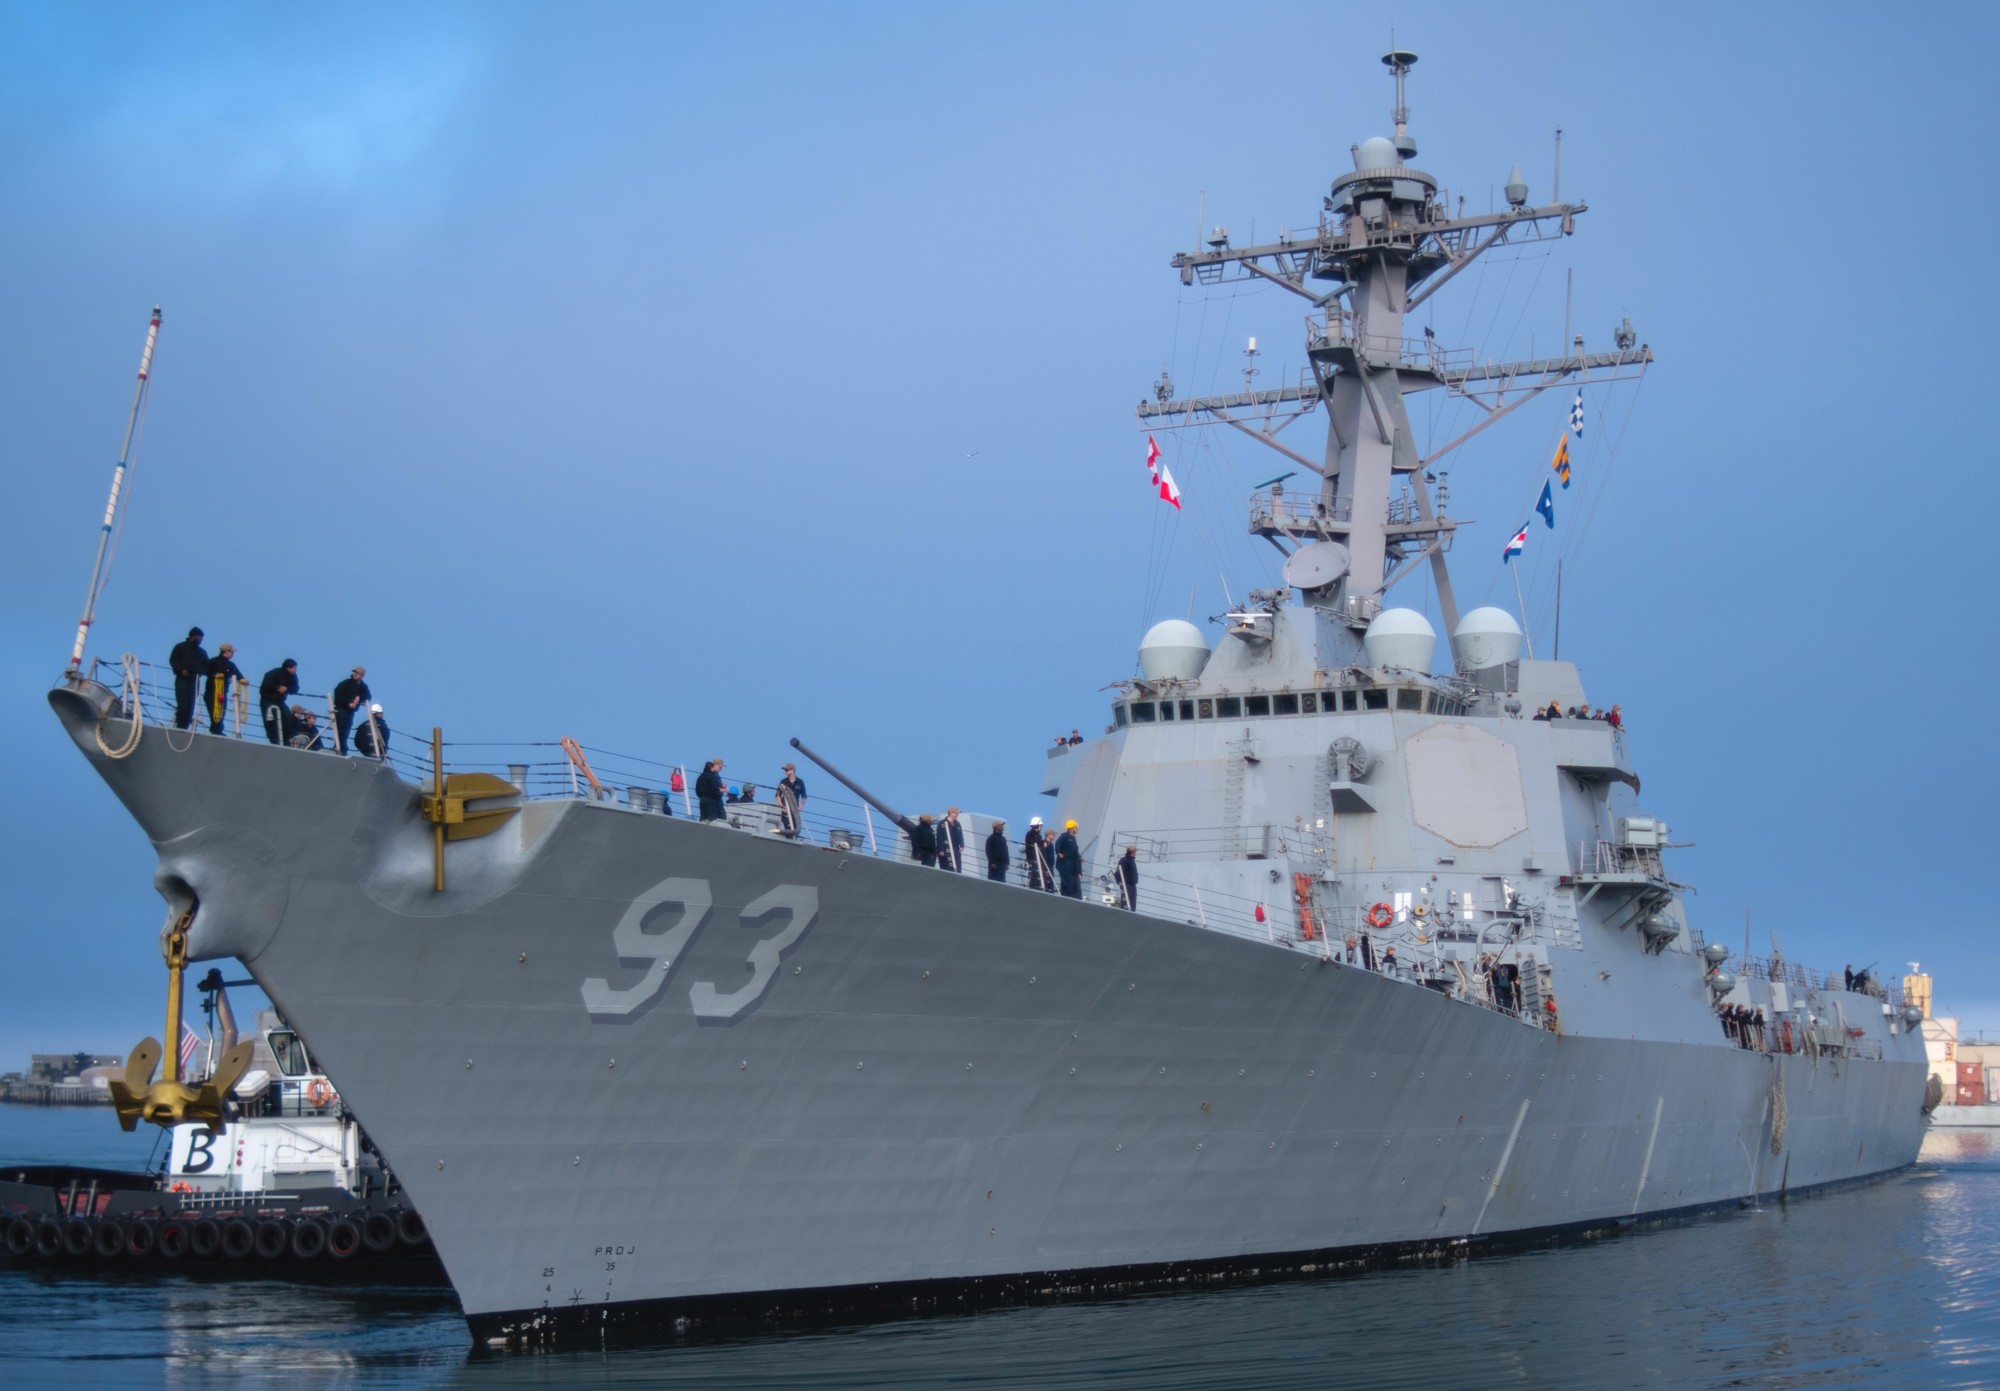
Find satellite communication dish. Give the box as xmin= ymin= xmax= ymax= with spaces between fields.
xmin=1283 ymin=541 xmax=1350 ymax=592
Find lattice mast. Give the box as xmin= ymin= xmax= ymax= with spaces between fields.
xmin=1138 ymin=53 xmax=1650 ymax=663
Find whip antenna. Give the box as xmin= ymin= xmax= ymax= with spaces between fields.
xmin=67 ymin=305 xmax=162 ymax=670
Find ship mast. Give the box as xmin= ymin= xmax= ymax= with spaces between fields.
xmin=1138 ymin=53 xmax=1650 ymax=666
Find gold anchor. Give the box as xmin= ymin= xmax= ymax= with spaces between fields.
xmin=417 ymin=726 xmax=520 ymax=891
xmin=107 ymin=908 xmax=254 ymax=1131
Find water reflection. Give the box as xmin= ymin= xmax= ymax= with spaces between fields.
xmin=0 ymin=1127 xmax=1992 ymax=1390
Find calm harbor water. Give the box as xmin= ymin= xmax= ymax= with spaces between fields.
xmin=0 ymin=1106 xmax=1994 ymax=1390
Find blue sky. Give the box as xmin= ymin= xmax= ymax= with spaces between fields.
xmin=2 ymin=0 xmax=1996 ymax=1067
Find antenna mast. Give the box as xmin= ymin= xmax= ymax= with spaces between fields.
xmin=67 ymin=306 xmax=163 ymax=670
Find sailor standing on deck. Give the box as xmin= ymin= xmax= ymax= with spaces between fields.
xmin=695 ymin=759 xmax=727 ymax=822
xmin=1053 ymin=820 xmax=1083 ymax=899
xmin=985 ymin=820 xmax=1010 ymax=882
xmin=332 ymin=667 xmax=371 ymax=755
xmin=1115 ymin=846 xmax=1139 ymax=910
xmin=203 ymin=643 xmax=243 ymax=735
xmin=168 ymin=627 xmax=207 ymax=730
xmin=912 ymin=813 xmax=939 ymax=867
xmin=939 ymin=808 xmax=965 ymax=872
xmin=777 ymin=763 xmax=807 ymax=837
xmin=1024 ymin=819 xmax=1052 ymax=891
xmin=258 ymin=660 xmax=298 ymax=745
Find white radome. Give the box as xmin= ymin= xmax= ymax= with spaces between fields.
xmin=1137 ymin=619 xmax=1211 ymax=682
xmin=1357 ymin=135 xmax=1401 ymax=169
xmin=1451 ymin=606 xmax=1523 ymax=671
xmin=1362 ymin=607 xmax=1435 ymax=672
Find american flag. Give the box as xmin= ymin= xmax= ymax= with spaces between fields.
xmin=179 ymin=1023 xmax=203 ymax=1079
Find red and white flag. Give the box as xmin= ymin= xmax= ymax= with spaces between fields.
xmin=178 ymin=1023 xmax=202 ymax=1078
xmin=1144 ymin=436 xmax=1181 ymax=509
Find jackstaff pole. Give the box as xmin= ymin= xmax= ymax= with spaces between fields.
xmin=68 ymin=305 xmax=162 ymax=670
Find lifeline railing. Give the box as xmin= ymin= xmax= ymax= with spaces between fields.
xmin=71 ymin=657 xmax=1566 ymax=1033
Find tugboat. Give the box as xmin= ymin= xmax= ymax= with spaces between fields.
xmin=0 ymin=980 xmax=441 ymax=1279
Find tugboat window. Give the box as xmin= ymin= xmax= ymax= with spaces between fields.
xmin=1113 ymin=706 xmax=1128 ymax=728
xmin=1245 ymin=695 xmax=1271 ymax=717
xmin=268 ymin=1029 xmax=311 ymax=1078
xmin=1159 ymin=700 xmax=1176 ymax=721
xmin=1275 ymin=693 xmax=1300 ymax=715
xmin=1179 ymin=700 xmax=1196 ymax=721
xmin=1130 ymin=701 xmax=1157 ymax=723
xmin=1301 ymin=692 xmax=1317 ymax=713
xmin=1217 ymin=697 xmax=1242 ymax=718
xmin=1397 ymin=689 xmax=1423 ymax=711
xmin=1343 ymin=690 xmax=1359 ymax=711
xmin=1363 ymin=689 xmax=1388 ymax=711
xmin=1197 ymin=699 xmax=1213 ymax=719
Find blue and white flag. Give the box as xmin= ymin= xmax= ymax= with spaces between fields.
xmin=1503 ymin=524 xmax=1528 ymax=561
xmin=1535 ymin=479 xmax=1555 ymax=529
xmin=1569 ymin=389 xmax=1584 ymax=437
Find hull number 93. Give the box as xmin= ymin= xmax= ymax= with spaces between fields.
xmin=581 ymin=877 xmax=819 ymax=1022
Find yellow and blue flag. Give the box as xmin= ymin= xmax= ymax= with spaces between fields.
xmin=1551 ymin=434 xmax=1571 ymax=489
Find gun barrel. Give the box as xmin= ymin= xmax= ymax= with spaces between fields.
xmin=788 ymin=737 xmax=917 ymax=837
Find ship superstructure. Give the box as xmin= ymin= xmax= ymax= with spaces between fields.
xmin=47 ymin=52 xmax=1928 ymax=1346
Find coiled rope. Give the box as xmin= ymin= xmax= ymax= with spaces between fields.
xmin=95 ymin=654 xmax=145 ymax=760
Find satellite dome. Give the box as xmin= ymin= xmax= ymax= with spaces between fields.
xmin=1356 ymin=136 xmax=1400 ymax=170
xmin=1361 ymin=608 xmax=1435 ymax=672
xmin=1451 ymin=606 xmax=1523 ymax=671
xmin=1138 ymin=619 xmax=1210 ymax=682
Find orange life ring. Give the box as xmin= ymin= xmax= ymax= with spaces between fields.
xmin=1366 ymin=902 xmax=1394 ymax=929
xmin=306 ymin=1079 xmax=335 ymax=1108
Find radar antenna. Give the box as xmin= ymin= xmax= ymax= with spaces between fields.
xmin=1140 ymin=54 xmax=1651 ymax=665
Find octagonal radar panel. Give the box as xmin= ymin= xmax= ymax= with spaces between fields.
xmin=1283 ymin=541 xmax=1350 ymax=594
xmin=1138 ymin=619 xmax=1211 ymax=682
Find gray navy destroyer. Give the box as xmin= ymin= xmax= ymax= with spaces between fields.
xmin=48 ymin=52 xmax=1930 ymax=1345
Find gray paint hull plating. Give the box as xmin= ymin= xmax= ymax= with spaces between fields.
xmin=50 ymin=691 xmax=1926 ymax=1329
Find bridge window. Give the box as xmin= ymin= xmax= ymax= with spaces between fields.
xmin=1363 ymin=689 xmax=1388 ymax=711
xmin=1130 ymin=701 xmax=1157 ymax=723
xmin=1245 ymin=695 xmax=1271 ymax=717
xmin=1178 ymin=700 xmax=1196 ymax=721
xmin=1159 ymin=700 xmax=1176 ymax=721
xmin=1217 ymin=696 xmax=1242 ymax=718
xmin=1113 ymin=705 xmax=1128 ymax=728
xmin=1275 ymin=693 xmax=1300 ymax=715
xmin=1197 ymin=698 xmax=1213 ymax=719
xmin=1397 ymin=688 xmax=1423 ymax=711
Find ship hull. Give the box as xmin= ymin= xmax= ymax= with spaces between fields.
xmin=50 ymin=688 xmax=1928 ymax=1340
